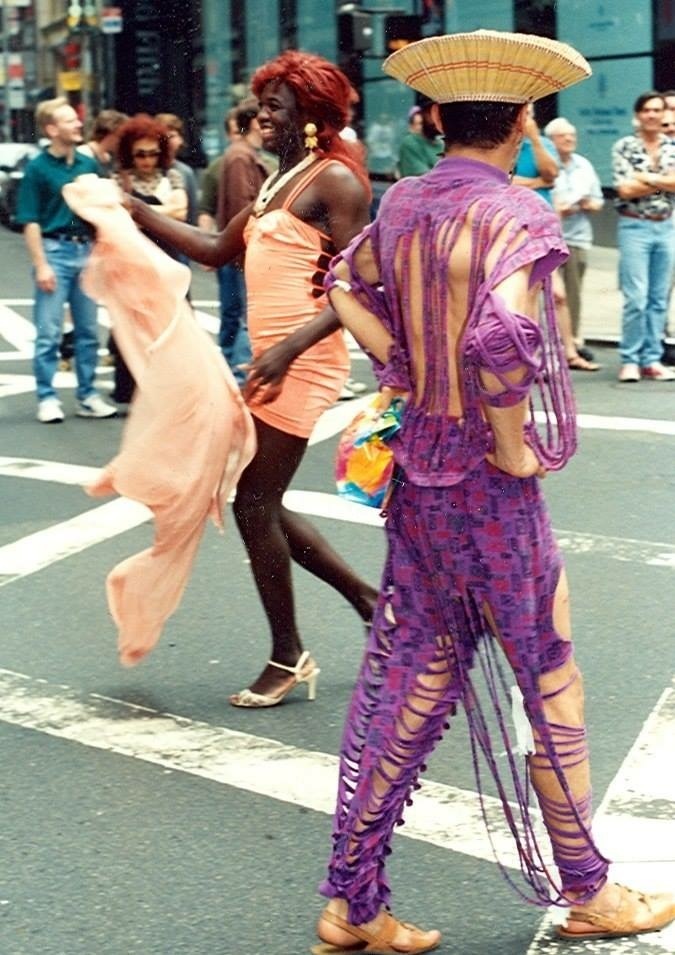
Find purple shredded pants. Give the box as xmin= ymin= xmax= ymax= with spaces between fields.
xmin=320 ymin=461 xmax=610 ymax=924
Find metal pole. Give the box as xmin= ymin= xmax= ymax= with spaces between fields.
xmin=93 ymin=0 xmax=101 ymax=111
xmin=105 ymin=33 xmax=115 ymax=106
xmin=1 ymin=0 xmax=11 ymax=141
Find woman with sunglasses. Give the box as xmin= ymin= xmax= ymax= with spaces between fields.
xmin=110 ymin=115 xmax=189 ymax=403
xmin=114 ymin=114 xmax=187 ymax=239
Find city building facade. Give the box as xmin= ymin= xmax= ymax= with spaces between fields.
xmin=200 ymin=0 xmax=675 ymax=185
xmin=2 ymin=0 xmax=674 ymax=185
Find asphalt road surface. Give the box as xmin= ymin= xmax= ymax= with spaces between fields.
xmin=0 ymin=224 xmax=674 ymax=955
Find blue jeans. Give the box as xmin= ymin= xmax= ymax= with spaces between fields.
xmin=33 ymin=237 xmax=100 ymax=401
xmin=217 ymin=262 xmax=251 ymax=386
xmin=618 ymin=217 xmax=675 ymax=366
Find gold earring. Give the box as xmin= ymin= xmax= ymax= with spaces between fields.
xmin=304 ymin=122 xmax=318 ymax=151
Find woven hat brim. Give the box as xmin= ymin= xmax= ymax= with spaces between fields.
xmin=383 ymin=31 xmax=591 ymax=104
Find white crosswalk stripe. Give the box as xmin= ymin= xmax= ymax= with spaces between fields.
xmin=1 ymin=456 xmax=675 ymax=585
xmin=0 ymin=300 xmax=219 ymax=359
xmin=0 ymin=668 xmax=525 ymax=870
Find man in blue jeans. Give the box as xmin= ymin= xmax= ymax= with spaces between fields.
xmin=215 ymin=98 xmax=269 ymax=385
xmin=612 ymin=91 xmax=675 ymax=382
xmin=16 ymin=96 xmax=117 ymax=422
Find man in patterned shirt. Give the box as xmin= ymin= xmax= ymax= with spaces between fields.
xmin=612 ymin=91 xmax=675 ymax=381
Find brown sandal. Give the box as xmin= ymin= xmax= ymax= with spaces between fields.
xmin=556 ymin=885 xmax=675 ymax=940
xmin=568 ymin=354 xmax=601 ymax=372
xmin=312 ymin=909 xmax=441 ymax=954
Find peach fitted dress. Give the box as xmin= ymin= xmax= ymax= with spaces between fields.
xmin=243 ymin=159 xmax=350 ymax=438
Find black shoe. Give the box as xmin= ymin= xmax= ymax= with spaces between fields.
xmin=59 ymin=330 xmax=75 ymax=362
xmin=577 ymin=345 xmax=595 ymax=362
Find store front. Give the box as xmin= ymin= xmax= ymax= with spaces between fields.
xmin=11 ymin=1 xmax=673 ymax=180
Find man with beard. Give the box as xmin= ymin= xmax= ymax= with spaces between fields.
xmin=398 ymin=98 xmax=443 ymax=177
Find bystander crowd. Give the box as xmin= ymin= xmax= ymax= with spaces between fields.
xmin=515 ymin=105 xmax=598 ymax=371
xmin=155 ymin=113 xmax=199 ymax=227
xmin=111 ymin=114 xmax=189 ymax=404
xmin=77 ymin=108 xmax=128 ymax=177
xmin=198 ymin=108 xmax=243 ymax=227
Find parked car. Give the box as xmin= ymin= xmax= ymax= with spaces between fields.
xmin=0 ymin=142 xmax=40 ymax=229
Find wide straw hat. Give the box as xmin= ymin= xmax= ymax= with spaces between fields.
xmin=383 ymin=30 xmax=591 ymax=104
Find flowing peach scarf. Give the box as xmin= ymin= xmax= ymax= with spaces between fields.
xmin=63 ymin=175 xmax=256 ymax=666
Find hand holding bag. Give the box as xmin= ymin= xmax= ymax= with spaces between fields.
xmin=335 ymin=395 xmax=404 ymax=508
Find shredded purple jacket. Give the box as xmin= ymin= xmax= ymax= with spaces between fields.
xmin=326 ymin=156 xmax=577 ymax=483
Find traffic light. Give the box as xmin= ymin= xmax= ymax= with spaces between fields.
xmin=338 ymin=9 xmax=373 ymax=55
xmin=63 ymin=40 xmax=81 ymax=70
xmin=83 ymin=3 xmax=98 ymax=27
xmin=384 ymin=14 xmax=423 ymax=53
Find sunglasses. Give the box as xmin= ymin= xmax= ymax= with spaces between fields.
xmin=133 ymin=148 xmax=160 ymax=158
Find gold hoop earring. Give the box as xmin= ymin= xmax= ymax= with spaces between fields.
xmin=304 ymin=122 xmax=318 ymax=151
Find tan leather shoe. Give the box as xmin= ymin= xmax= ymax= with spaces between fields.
xmin=313 ymin=908 xmax=441 ymax=953
xmin=557 ymin=884 xmax=675 ymax=940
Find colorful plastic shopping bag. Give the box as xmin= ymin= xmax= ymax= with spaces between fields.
xmin=335 ymin=396 xmax=404 ymax=508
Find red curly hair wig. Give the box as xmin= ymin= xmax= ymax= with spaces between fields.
xmin=251 ymin=50 xmax=370 ymax=196
xmin=114 ymin=114 xmax=172 ymax=172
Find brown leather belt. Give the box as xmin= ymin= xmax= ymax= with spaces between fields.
xmin=618 ymin=210 xmax=671 ymax=222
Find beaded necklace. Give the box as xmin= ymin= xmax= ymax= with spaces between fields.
xmin=253 ymin=152 xmax=318 ymax=217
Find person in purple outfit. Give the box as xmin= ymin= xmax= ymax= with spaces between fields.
xmin=308 ymin=31 xmax=675 ymax=955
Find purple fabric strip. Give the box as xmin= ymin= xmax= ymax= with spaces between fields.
xmin=326 ymin=156 xmax=577 ymax=480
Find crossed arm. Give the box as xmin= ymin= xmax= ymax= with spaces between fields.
xmin=613 ymin=147 xmax=675 ymax=199
xmin=616 ymin=170 xmax=675 ymax=199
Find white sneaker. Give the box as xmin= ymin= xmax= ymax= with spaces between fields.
xmin=618 ymin=363 xmax=640 ymax=383
xmin=641 ymin=362 xmax=675 ymax=381
xmin=339 ymin=377 xmax=369 ymax=400
xmin=36 ymin=397 xmax=65 ymax=423
xmin=76 ymin=394 xmax=117 ymax=418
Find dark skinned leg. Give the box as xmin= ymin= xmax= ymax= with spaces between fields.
xmin=280 ymin=506 xmax=378 ymax=621
xmin=232 ymin=417 xmax=377 ymax=697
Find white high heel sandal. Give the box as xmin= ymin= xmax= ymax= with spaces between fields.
xmin=228 ymin=650 xmax=320 ymax=708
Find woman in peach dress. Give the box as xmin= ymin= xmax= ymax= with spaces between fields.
xmin=130 ymin=52 xmax=379 ymax=706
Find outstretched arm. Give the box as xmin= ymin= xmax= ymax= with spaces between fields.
xmin=129 ymin=196 xmax=251 ymax=267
